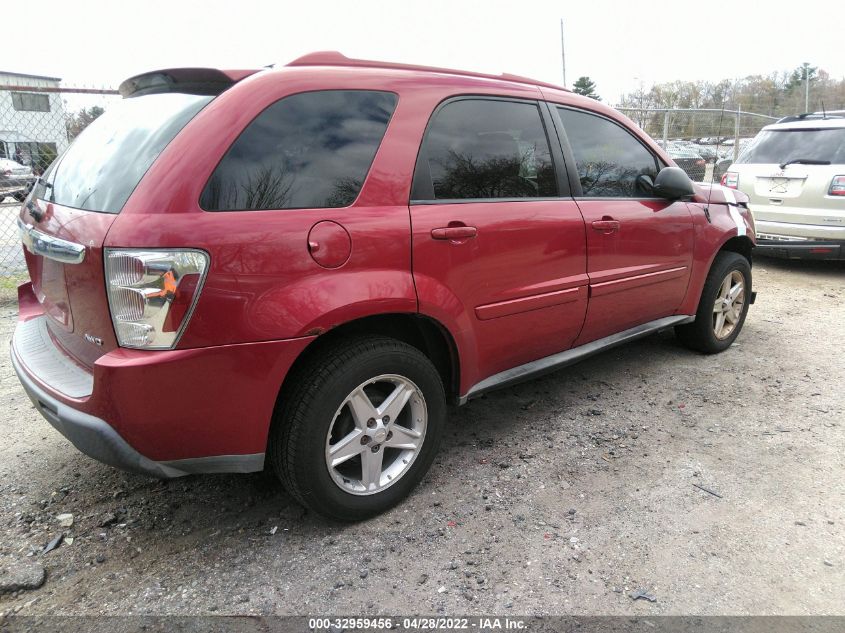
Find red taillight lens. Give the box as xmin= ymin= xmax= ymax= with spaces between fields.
xmin=696 ymin=159 xmax=705 ymax=166
xmin=105 ymin=250 xmax=209 ymax=349
xmin=829 ymin=175 xmax=845 ymax=196
xmin=162 ymin=273 xmax=201 ymax=333
xmin=723 ymin=172 xmax=739 ymax=189
xmin=2 ymin=169 xmax=11 ymax=176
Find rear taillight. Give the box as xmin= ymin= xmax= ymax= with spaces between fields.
xmin=105 ymin=249 xmax=209 ymax=349
xmin=695 ymin=159 xmax=705 ymax=166
xmin=2 ymin=169 xmax=11 ymax=176
xmin=722 ymin=172 xmax=739 ymax=189
xmin=829 ymin=175 xmax=845 ymax=196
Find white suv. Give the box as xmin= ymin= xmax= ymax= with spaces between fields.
xmin=722 ymin=114 xmax=845 ymax=259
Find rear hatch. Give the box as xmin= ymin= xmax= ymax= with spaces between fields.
xmin=733 ymin=124 xmax=845 ymax=227
xmin=18 ymin=79 xmax=230 ymax=369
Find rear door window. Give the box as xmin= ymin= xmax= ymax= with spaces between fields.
xmin=201 ymin=90 xmax=397 ymax=211
xmin=413 ymin=98 xmax=557 ymax=200
xmin=556 ymin=107 xmax=660 ymax=197
xmin=738 ymin=128 xmax=845 ymax=165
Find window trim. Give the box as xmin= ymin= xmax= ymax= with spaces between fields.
xmin=550 ymin=104 xmax=666 ymax=200
xmin=11 ymin=91 xmax=51 ymax=113
xmin=198 ymin=89 xmax=399 ymax=213
xmin=410 ymin=94 xmax=570 ymax=204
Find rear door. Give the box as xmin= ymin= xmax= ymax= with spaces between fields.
xmin=410 ymin=97 xmax=588 ymax=380
xmin=552 ymin=106 xmax=694 ymax=345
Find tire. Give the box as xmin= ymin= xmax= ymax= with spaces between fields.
xmin=269 ymin=336 xmax=446 ymax=521
xmin=676 ymin=251 xmax=751 ymax=353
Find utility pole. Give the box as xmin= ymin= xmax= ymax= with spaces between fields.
xmin=804 ymin=62 xmax=810 ymax=112
xmin=560 ymin=19 xmax=567 ymax=88
xmin=734 ymin=104 xmax=742 ymax=163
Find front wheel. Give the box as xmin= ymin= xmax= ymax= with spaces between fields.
xmin=676 ymin=251 xmax=752 ymax=353
xmin=270 ymin=337 xmax=446 ymax=521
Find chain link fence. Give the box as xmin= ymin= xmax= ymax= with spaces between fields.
xmin=0 ymin=79 xmax=783 ymax=282
xmin=615 ymin=106 xmax=780 ymax=183
xmin=1 ymin=75 xmax=119 ymax=285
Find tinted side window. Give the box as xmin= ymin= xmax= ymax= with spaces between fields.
xmin=415 ymin=99 xmax=557 ymax=200
xmin=557 ymin=107 xmax=659 ymax=197
xmin=202 ymin=90 xmax=397 ymax=211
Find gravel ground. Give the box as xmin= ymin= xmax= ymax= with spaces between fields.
xmin=0 ymin=256 xmax=843 ymax=617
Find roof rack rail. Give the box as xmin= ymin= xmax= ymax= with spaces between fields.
xmin=286 ymin=51 xmax=569 ymax=92
xmin=776 ymin=111 xmax=845 ymax=124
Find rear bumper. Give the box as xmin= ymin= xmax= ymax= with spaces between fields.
xmin=11 ymin=350 xmax=193 ymax=478
xmin=755 ymin=239 xmax=844 ymax=260
xmin=11 ymin=311 xmax=314 ymax=477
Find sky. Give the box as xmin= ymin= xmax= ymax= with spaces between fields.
xmin=4 ymin=0 xmax=843 ymax=105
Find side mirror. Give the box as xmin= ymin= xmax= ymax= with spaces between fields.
xmin=652 ymin=166 xmax=695 ymax=199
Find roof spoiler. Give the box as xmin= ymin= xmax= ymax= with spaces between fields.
xmin=119 ymin=68 xmax=259 ymax=98
xmin=776 ymin=111 xmax=845 ymax=124
xmin=287 ymin=51 xmax=569 ymax=92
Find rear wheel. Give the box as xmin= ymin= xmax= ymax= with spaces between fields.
xmin=270 ymin=337 xmax=446 ymax=521
xmin=676 ymin=251 xmax=751 ymax=353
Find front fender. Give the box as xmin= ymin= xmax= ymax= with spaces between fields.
xmin=678 ymin=193 xmax=755 ymax=315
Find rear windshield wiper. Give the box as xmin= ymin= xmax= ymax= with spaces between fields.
xmin=779 ymin=158 xmax=831 ymax=169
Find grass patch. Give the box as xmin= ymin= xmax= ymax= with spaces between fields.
xmin=0 ymin=274 xmax=25 ymax=307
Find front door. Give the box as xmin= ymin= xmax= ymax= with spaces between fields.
xmin=553 ymin=106 xmax=694 ymax=345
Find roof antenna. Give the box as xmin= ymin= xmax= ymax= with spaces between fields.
xmin=703 ymin=105 xmax=726 ymax=223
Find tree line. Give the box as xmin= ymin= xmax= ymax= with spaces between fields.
xmin=616 ymin=64 xmax=845 ymax=116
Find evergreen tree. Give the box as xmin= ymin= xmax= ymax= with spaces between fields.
xmin=572 ymin=76 xmax=601 ymax=101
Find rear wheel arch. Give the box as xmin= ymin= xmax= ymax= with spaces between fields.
xmin=275 ymin=313 xmax=460 ymax=414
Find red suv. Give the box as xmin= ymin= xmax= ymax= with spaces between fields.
xmin=12 ymin=53 xmax=756 ymax=520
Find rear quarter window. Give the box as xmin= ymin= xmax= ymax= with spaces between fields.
xmin=200 ymin=90 xmax=397 ymax=211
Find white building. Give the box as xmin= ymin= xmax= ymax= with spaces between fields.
xmin=0 ymin=71 xmax=69 ymax=172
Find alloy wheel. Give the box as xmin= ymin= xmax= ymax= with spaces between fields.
xmin=712 ymin=270 xmax=745 ymax=340
xmin=325 ymin=374 xmax=427 ymax=495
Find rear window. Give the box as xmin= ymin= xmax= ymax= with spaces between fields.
xmin=200 ymin=90 xmax=397 ymax=211
xmin=738 ymin=128 xmax=845 ymax=165
xmin=36 ymin=93 xmax=212 ymax=213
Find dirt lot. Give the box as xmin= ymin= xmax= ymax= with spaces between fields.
xmin=0 ymin=256 xmax=843 ymax=617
